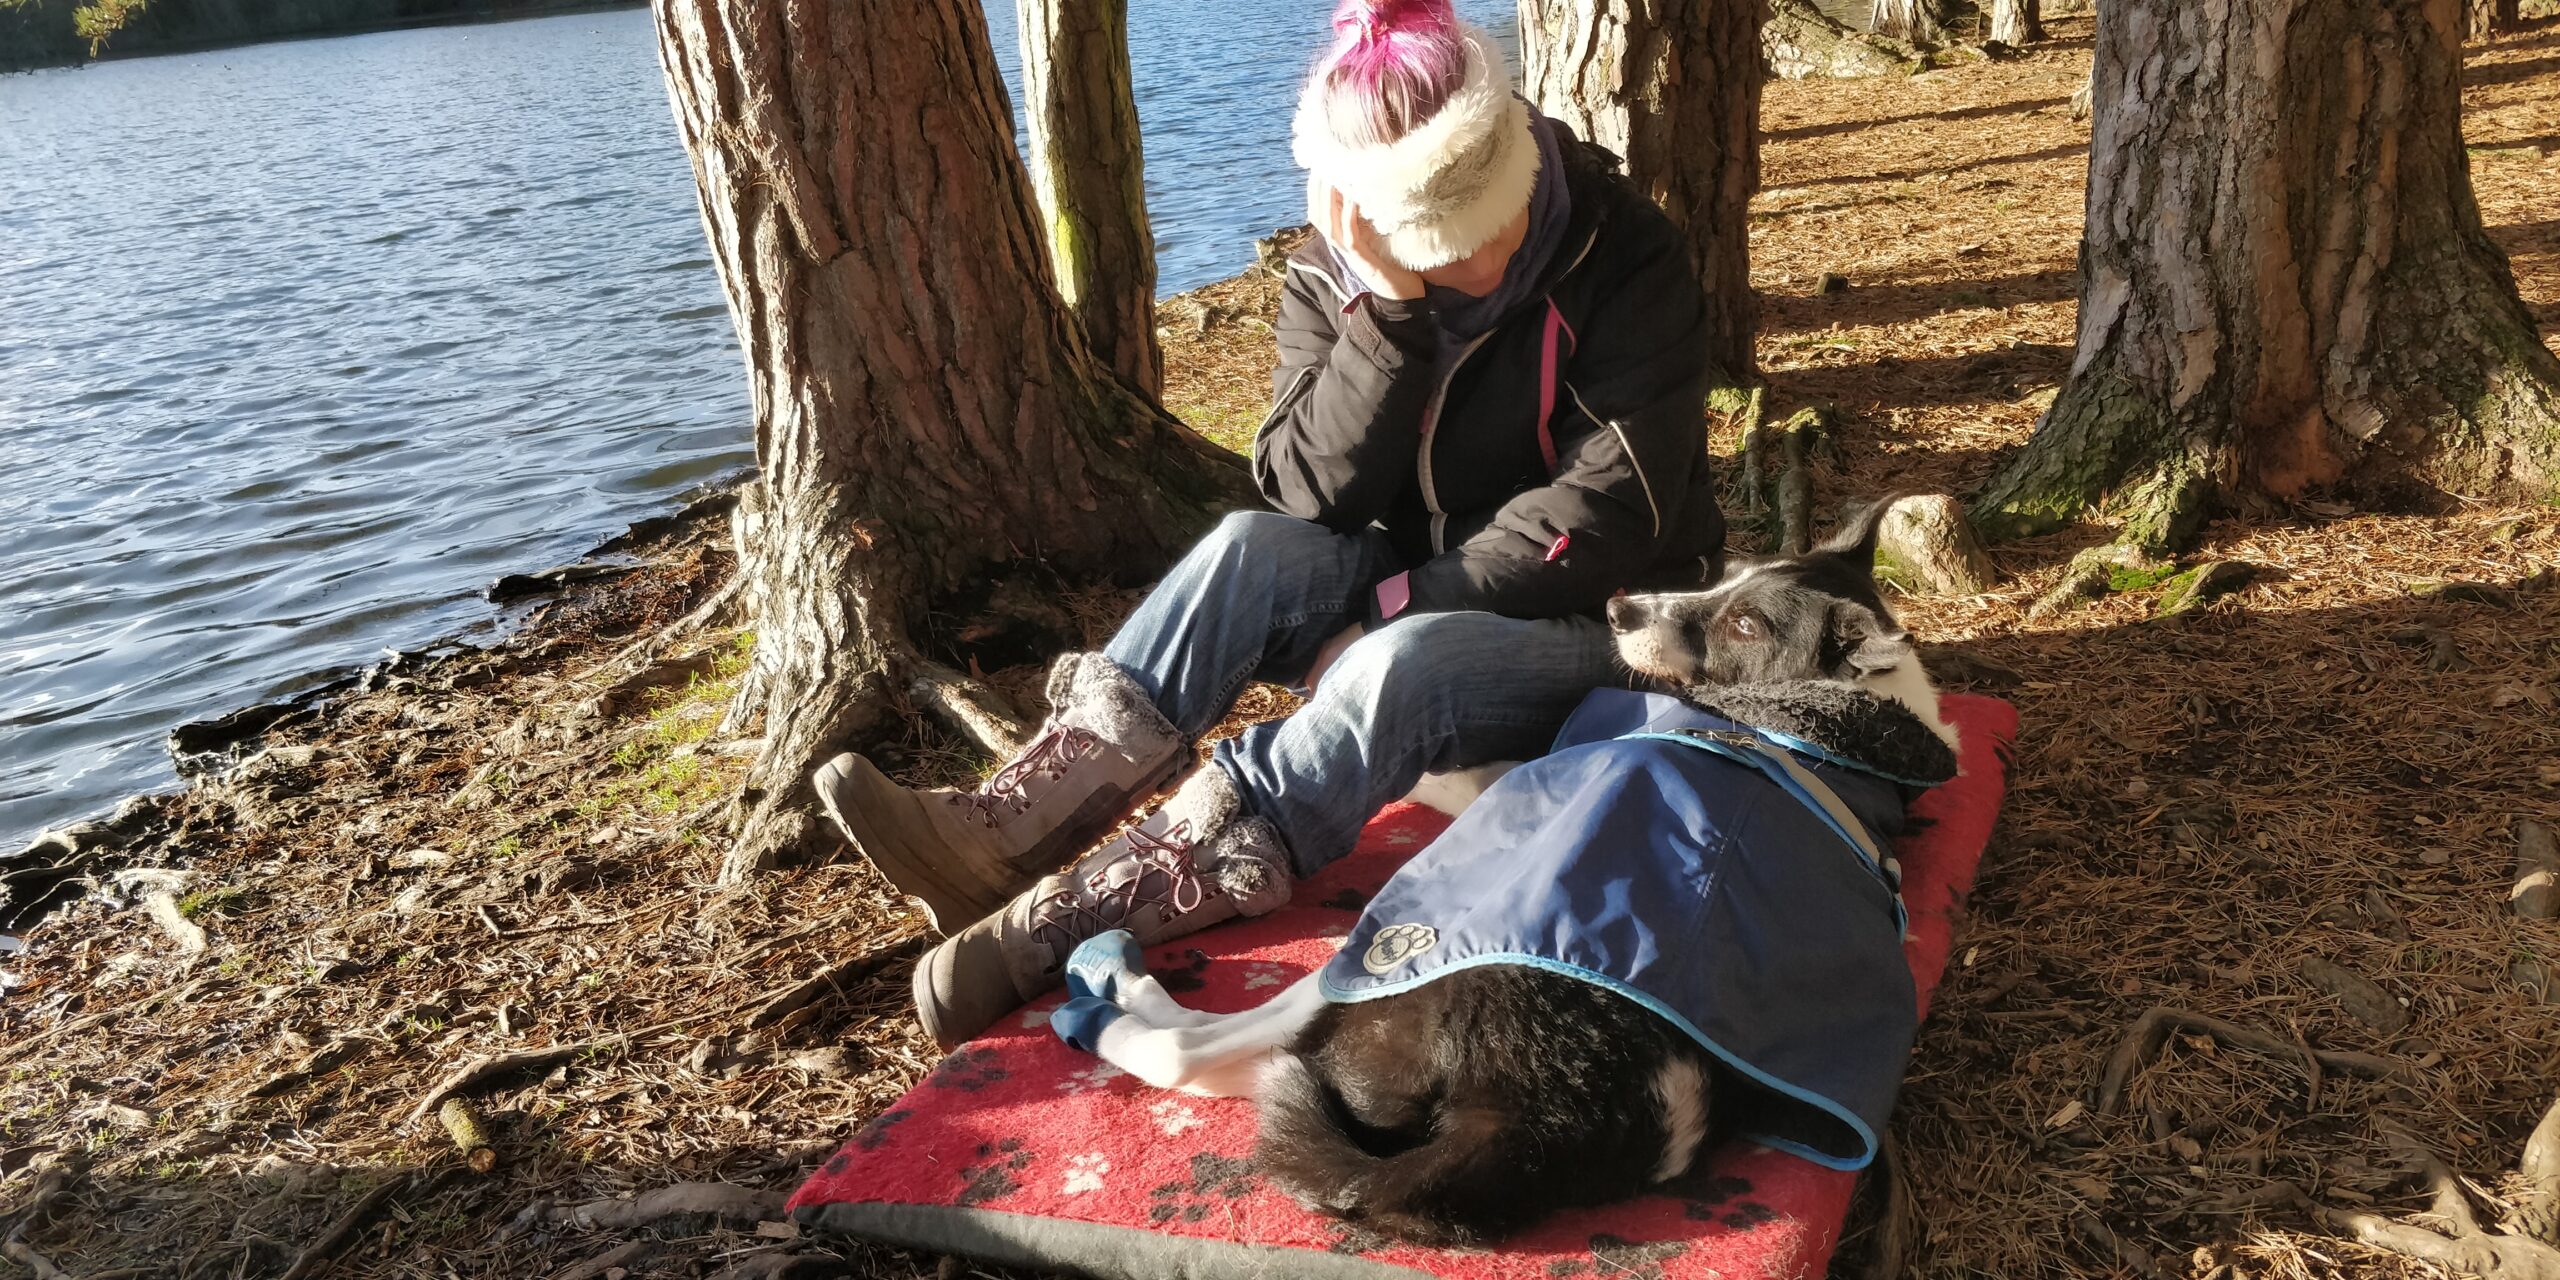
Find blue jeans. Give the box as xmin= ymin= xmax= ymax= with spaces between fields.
xmin=1104 ymin=511 xmax=1621 ymax=877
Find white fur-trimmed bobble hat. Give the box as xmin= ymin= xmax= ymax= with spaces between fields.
xmin=1289 ymin=21 xmax=1539 ymax=271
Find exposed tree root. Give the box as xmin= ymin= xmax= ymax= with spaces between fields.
xmin=2315 ymin=1108 xmax=2560 ymax=1278
xmin=2073 ymin=1207 xmax=2167 ymax=1277
xmin=706 ymin=1254 xmax=842 ymax=1280
xmin=2097 ymin=1006 xmax=2417 ymax=1116
xmin=278 ymin=1171 xmax=435 ymax=1280
xmin=1766 ymin=0 xmax=1929 ymax=79
xmin=2521 ymin=1095 xmax=2560 ymax=1244
xmin=2515 ymin=819 xmax=2559 ymax=921
xmin=247 ymin=1037 xmax=367 ymax=1100
xmin=586 ymin=573 xmax=746 ymax=684
xmin=140 ymin=890 xmax=209 ymax=955
xmin=1777 ymin=408 xmax=1830 ymax=553
xmin=1876 ymin=494 xmax=1999 ymax=595
xmin=553 ymin=1239 xmax=656 ymax=1280
xmin=548 ymin=1181 xmax=786 ymax=1231
xmin=1733 ymin=386 xmax=1772 ymax=526
xmin=908 ymin=659 xmax=1030 ymax=758
xmin=1 ymin=1163 xmax=75 ymax=1280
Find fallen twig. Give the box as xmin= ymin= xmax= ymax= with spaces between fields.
xmin=2098 ymin=1006 xmax=2416 ymax=1116
xmin=439 ymin=1097 xmax=499 ymax=1175
xmin=404 ymin=1009 xmax=727 ymax=1126
xmin=406 ymin=1038 xmax=626 ymax=1127
xmin=742 ymin=934 xmax=928 ymax=1032
xmin=497 ymin=909 xmax=638 ymax=941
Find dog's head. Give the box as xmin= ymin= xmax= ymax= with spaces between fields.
xmin=1607 ymin=497 xmax=1914 ymax=691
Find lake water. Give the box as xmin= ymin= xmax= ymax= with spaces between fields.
xmin=0 ymin=1 xmax=1517 ymax=850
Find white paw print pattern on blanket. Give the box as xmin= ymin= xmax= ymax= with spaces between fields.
xmin=1240 ymin=961 xmax=1289 ymax=991
xmin=1149 ymin=1098 xmax=1204 ymax=1136
xmin=1018 ymin=1004 xmax=1054 ymax=1030
xmin=1058 ymin=1061 xmax=1126 ymax=1093
xmin=1062 ymin=1152 xmax=1111 ymax=1195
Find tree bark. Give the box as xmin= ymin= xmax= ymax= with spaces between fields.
xmin=1869 ymin=0 xmax=1946 ymax=44
xmin=1989 ymin=0 xmax=2043 ymax=44
xmin=1019 ymin=0 xmax=1163 ymax=397
xmin=1521 ymin=0 xmax=1764 ymax=382
xmin=2465 ymin=0 xmax=2519 ymax=38
xmin=652 ymin=0 xmax=1249 ymax=879
xmin=1765 ymin=0 xmax=1925 ymax=79
xmin=1973 ymin=0 xmax=2560 ymax=552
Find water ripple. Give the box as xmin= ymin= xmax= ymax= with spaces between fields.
xmin=0 ymin=1 xmax=1516 ymax=849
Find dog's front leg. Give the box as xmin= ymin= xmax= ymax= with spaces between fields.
xmin=1063 ymin=973 xmax=1328 ymax=1097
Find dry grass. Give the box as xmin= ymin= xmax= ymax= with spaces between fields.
xmin=5 ymin=20 xmax=2560 ymax=1280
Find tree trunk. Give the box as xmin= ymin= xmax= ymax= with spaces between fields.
xmin=652 ymin=0 xmax=1250 ymax=879
xmin=1989 ymin=0 xmax=2043 ymax=44
xmin=1520 ymin=0 xmax=1764 ymax=382
xmin=1869 ymin=0 xmax=1945 ymax=43
xmin=1973 ymin=0 xmax=2560 ymax=552
xmin=2465 ymin=0 xmax=2519 ymax=38
xmin=1019 ymin=0 xmax=1163 ymax=397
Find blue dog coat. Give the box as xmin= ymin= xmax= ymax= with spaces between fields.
xmin=1320 ymin=685 xmax=1951 ymax=1171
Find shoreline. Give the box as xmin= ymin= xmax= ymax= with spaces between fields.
xmin=0 ymin=468 xmax=747 ymax=876
xmin=4 ymin=27 xmax=2559 ymax=1277
xmin=0 ymin=0 xmax=649 ymax=75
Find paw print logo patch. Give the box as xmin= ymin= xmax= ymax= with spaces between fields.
xmin=1362 ymin=922 xmax=1438 ymax=974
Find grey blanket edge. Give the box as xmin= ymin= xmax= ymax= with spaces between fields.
xmin=798 ymin=1201 xmax=1437 ymax=1280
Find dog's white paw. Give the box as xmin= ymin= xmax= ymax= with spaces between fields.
xmin=1404 ymin=761 xmax=1520 ymax=817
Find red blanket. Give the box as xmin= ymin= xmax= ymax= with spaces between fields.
xmin=793 ymin=694 xmax=2018 ymax=1280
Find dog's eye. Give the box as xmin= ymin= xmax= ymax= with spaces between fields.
xmin=1726 ymin=612 xmax=1759 ymax=638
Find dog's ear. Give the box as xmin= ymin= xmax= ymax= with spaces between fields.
xmin=1828 ymin=600 xmax=1915 ymax=679
xmin=1814 ymin=495 xmax=1908 ymax=571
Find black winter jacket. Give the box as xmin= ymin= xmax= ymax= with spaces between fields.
xmin=1254 ymin=128 xmax=1726 ymax=626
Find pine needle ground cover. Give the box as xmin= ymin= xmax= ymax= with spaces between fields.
xmin=5 ymin=18 xmax=2559 ymax=1278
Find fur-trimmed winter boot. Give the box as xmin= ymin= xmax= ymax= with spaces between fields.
xmin=812 ymin=654 xmax=1185 ymax=932
xmin=909 ymin=765 xmax=1293 ymax=1050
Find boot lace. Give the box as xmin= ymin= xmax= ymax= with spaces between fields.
xmin=945 ymin=726 xmax=1101 ymax=828
xmin=1026 ymin=820 xmax=1214 ymax=958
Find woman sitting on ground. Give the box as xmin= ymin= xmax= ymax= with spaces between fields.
xmin=817 ymin=0 xmax=1728 ymax=1048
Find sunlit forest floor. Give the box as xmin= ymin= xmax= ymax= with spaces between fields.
xmin=6 ymin=17 xmax=2560 ymax=1279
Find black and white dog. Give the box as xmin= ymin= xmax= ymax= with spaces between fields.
xmin=1050 ymin=501 xmax=1961 ymax=1245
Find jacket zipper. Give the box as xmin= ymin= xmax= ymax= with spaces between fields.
xmin=1417 ymin=229 xmax=1601 ymax=554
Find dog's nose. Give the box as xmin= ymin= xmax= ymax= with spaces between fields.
xmin=1606 ymin=597 xmax=1643 ymax=634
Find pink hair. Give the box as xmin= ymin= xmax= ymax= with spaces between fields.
xmin=1315 ymin=0 xmax=1469 ymax=147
